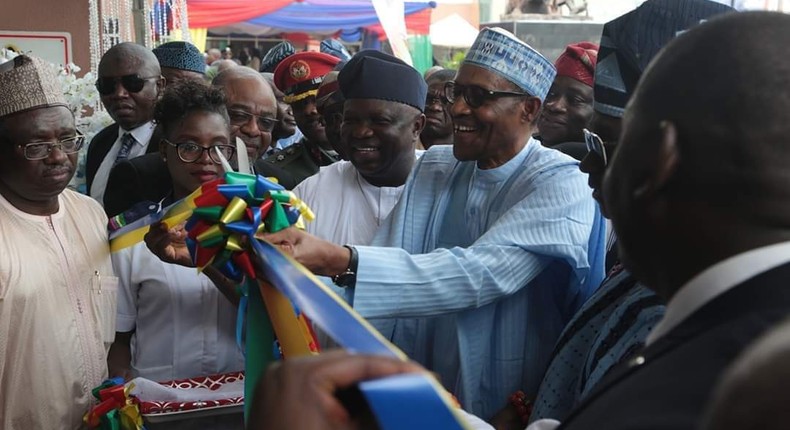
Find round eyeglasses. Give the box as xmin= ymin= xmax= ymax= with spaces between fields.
xmin=165 ymin=140 xmax=236 ymax=164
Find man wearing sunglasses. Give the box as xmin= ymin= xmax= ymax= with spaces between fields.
xmin=262 ymin=28 xmax=606 ymax=419
xmin=86 ymin=42 xmax=164 ymax=206
xmin=0 ymin=55 xmax=116 ymax=429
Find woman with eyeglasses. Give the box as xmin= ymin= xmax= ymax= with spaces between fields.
xmin=107 ymin=80 xmax=245 ymax=429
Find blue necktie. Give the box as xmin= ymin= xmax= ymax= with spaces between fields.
xmin=114 ymin=133 xmax=136 ymax=165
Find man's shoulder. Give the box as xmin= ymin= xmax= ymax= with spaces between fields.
xmin=62 ymin=189 xmax=107 ymax=222
xmin=89 ymin=123 xmax=119 ymax=145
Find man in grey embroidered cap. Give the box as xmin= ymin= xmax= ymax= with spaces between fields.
xmin=152 ymin=41 xmax=207 ymax=85
xmin=261 ymin=28 xmax=606 ymax=418
xmin=0 ymin=55 xmax=116 ymax=429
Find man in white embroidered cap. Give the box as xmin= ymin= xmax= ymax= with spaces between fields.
xmin=150 ymin=28 xmax=606 ymax=419
xmin=0 ymin=55 xmax=116 ymax=429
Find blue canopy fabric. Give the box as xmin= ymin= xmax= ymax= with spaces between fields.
xmin=228 ymin=0 xmax=435 ymax=34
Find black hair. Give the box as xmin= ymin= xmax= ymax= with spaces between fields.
xmin=153 ymin=80 xmax=229 ymax=137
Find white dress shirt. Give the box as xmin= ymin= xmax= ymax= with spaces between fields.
xmin=90 ymin=121 xmax=156 ymax=205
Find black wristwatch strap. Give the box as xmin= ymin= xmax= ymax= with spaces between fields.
xmin=332 ymin=245 xmax=358 ymax=288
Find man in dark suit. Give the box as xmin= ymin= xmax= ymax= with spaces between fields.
xmin=87 ymin=43 xmax=164 ymax=204
xmin=554 ymin=10 xmax=790 ymax=430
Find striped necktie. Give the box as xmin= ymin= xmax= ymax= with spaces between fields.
xmin=114 ymin=133 xmax=136 ymax=165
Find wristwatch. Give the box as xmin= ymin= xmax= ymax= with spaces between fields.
xmin=331 ymin=245 xmax=358 ymax=288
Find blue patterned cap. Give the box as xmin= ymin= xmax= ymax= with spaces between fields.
xmin=320 ymin=39 xmax=352 ymax=62
xmin=261 ymin=42 xmax=296 ymax=73
xmin=594 ymin=0 xmax=734 ymax=118
xmin=152 ymin=41 xmax=206 ymax=74
xmin=463 ymin=27 xmax=556 ymax=101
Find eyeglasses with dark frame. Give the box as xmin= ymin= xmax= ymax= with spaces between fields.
xmin=164 ymin=139 xmax=236 ymax=164
xmin=95 ymin=75 xmax=160 ymax=96
xmin=444 ymin=81 xmax=529 ymax=109
xmin=584 ymin=128 xmax=607 ymax=166
xmin=227 ymin=109 xmax=277 ymax=133
xmin=19 ymin=134 xmax=86 ymax=160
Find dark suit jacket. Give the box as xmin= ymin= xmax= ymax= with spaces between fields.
xmin=103 ymin=153 xmax=172 ymax=217
xmin=559 ymin=261 xmax=790 ymax=430
xmin=86 ymin=123 xmax=161 ymax=194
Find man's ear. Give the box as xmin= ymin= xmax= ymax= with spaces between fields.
xmin=412 ymin=113 xmax=426 ymax=138
xmin=522 ymin=97 xmax=542 ymax=124
xmin=156 ymin=75 xmax=166 ymax=98
xmin=633 ymin=121 xmax=680 ymax=201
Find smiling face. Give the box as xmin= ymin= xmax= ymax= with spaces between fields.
xmin=0 ymin=106 xmax=77 ymax=215
xmin=162 ymin=110 xmax=231 ymax=199
xmin=98 ymin=48 xmax=163 ymax=130
xmin=341 ymin=98 xmax=423 ymax=187
xmin=538 ymin=76 xmax=594 ymax=146
xmin=292 ymin=95 xmax=330 ymax=150
xmin=450 ymin=64 xmax=540 ymax=169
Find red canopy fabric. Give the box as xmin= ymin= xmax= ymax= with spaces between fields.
xmin=187 ymin=0 xmax=295 ymax=28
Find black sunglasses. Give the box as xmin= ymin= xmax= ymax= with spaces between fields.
xmin=444 ymin=81 xmax=528 ymax=109
xmin=96 ymin=74 xmax=159 ymax=96
xmin=584 ymin=128 xmax=607 ymax=166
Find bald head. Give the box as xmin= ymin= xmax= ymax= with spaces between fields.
xmin=604 ymin=11 xmax=790 ymax=298
xmin=98 ymin=42 xmax=162 ymax=130
xmin=212 ymin=66 xmax=277 ymax=160
xmin=616 ymin=11 xmax=790 ymax=213
xmin=99 ymin=42 xmax=160 ymax=77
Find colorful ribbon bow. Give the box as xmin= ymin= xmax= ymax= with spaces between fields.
xmin=84 ymin=378 xmax=144 ymax=430
xmin=184 ymin=171 xmax=314 ymax=280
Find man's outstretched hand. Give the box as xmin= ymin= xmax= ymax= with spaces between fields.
xmin=263 ymin=227 xmax=351 ymax=277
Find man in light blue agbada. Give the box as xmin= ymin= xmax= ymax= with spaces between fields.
xmin=266 ymin=27 xmax=606 ymax=419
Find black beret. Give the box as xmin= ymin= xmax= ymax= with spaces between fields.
xmin=338 ymin=50 xmax=427 ymax=112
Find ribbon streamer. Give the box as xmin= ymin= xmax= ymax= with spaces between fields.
xmin=107 ymin=172 xmax=467 ymax=429
xmin=84 ymin=378 xmax=145 ymax=430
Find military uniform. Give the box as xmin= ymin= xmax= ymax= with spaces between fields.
xmin=261 ymin=138 xmax=339 ymax=187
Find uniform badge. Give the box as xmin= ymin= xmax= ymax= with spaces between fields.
xmin=289 ymin=60 xmax=310 ymax=81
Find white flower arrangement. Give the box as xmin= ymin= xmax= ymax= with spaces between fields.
xmin=56 ymin=63 xmax=114 ymax=193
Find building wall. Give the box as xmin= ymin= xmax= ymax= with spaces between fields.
xmin=1 ymin=0 xmax=91 ymax=72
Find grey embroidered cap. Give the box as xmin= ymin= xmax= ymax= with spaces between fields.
xmin=0 ymin=55 xmax=67 ymax=118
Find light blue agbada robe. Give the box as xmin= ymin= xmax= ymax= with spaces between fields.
xmin=346 ymin=140 xmax=605 ymax=419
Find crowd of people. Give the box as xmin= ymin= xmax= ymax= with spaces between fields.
xmin=2 ymin=1 xmax=790 ymax=429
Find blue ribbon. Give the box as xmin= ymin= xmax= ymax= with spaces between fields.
xmin=249 ymin=239 xmax=466 ymax=430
